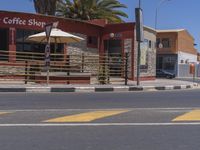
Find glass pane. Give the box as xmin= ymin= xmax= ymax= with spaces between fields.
xmin=162 ymin=38 xmax=170 ymax=48
xmin=16 ymin=29 xmax=24 ymax=42
xmin=16 ymin=44 xmax=23 ymax=51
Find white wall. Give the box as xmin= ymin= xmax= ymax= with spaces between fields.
xmin=178 ymin=51 xmax=197 ymax=64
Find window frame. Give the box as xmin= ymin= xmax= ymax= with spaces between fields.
xmin=162 ymin=38 xmax=170 ymax=48
xmin=87 ymin=36 xmax=98 ymax=48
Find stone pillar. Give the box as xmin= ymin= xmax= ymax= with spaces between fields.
xmin=8 ymin=27 xmax=16 ymax=62
xmin=124 ymin=38 xmax=134 ymax=79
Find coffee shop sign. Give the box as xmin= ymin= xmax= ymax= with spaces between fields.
xmin=0 ymin=17 xmax=46 ymax=28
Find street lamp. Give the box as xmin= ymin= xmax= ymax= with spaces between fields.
xmin=155 ymin=0 xmax=171 ymax=29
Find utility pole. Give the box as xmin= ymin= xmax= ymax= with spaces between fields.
xmin=139 ymin=0 xmax=141 ymax=8
xmin=155 ymin=0 xmax=171 ymax=29
xmin=135 ymin=0 xmax=144 ymax=86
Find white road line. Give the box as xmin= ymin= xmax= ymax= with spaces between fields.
xmin=0 ymin=122 xmax=200 ymax=127
xmin=1 ymin=107 xmax=200 ymax=112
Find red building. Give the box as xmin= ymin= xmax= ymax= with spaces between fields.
xmin=0 ymin=10 xmax=156 ymax=81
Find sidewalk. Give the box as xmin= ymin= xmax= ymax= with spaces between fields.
xmin=0 ymin=79 xmax=198 ymax=93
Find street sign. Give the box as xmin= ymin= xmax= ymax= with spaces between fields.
xmin=45 ymin=23 xmax=53 ymax=42
xmin=45 ymin=21 xmax=59 ymax=43
xmin=44 ymin=21 xmax=59 ymax=84
xmin=135 ymin=8 xmax=144 ymax=42
xmin=45 ymin=44 xmax=50 ymax=67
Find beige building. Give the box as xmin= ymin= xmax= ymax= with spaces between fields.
xmin=156 ymin=29 xmax=197 ymax=75
xmin=134 ymin=26 xmax=157 ymax=80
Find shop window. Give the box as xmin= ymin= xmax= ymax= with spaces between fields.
xmin=87 ymin=36 xmax=98 ymax=48
xmin=16 ymin=44 xmax=23 ymax=52
xmin=16 ymin=29 xmax=36 ymax=43
xmin=24 ymin=44 xmax=32 ymax=51
xmin=165 ymin=57 xmax=176 ymax=63
xmin=163 ymin=56 xmax=176 ymax=70
xmin=164 ymin=62 xmax=175 ymax=70
xmin=16 ymin=29 xmax=64 ymax=61
xmin=157 ymin=56 xmax=163 ymax=69
xmin=0 ymin=28 xmax=9 ymax=61
xmin=0 ymin=29 xmax=8 ymax=50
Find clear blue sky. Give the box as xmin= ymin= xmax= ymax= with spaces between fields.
xmin=0 ymin=0 xmax=199 ymax=50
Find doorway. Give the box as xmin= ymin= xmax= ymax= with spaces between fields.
xmin=104 ymin=39 xmax=122 ymax=76
xmin=0 ymin=28 xmax=9 ymax=61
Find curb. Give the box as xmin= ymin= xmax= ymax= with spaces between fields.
xmin=0 ymin=83 xmax=197 ymax=93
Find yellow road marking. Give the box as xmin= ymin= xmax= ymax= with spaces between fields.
xmin=0 ymin=112 xmax=11 ymax=116
xmin=43 ymin=110 xmax=130 ymax=123
xmin=173 ymin=110 xmax=200 ymax=121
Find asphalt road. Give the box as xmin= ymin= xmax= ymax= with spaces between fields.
xmin=1 ymin=89 xmax=200 ymax=150
xmin=1 ymin=89 xmax=200 ymax=110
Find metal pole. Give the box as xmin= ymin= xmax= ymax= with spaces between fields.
xmin=137 ymin=42 xmax=141 ymax=86
xmin=139 ymin=0 xmax=141 ymax=8
xmin=125 ymin=52 xmax=129 ymax=85
xmin=25 ymin=61 xmax=28 ymax=84
xmin=47 ymin=65 xmax=50 ymax=85
xmin=54 ymin=38 xmax=57 ymax=61
xmin=135 ymin=5 xmax=143 ymax=86
xmin=45 ymin=22 xmax=58 ymax=85
xmin=155 ymin=0 xmax=171 ymax=29
xmin=193 ymin=71 xmax=195 ymax=83
xmin=107 ymin=40 xmax=110 ymax=84
xmin=47 ymin=38 xmax=51 ymax=85
xmin=81 ymin=53 xmax=84 ymax=73
xmin=67 ymin=55 xmax=70 ymax=84
xmin=106 ymin=52 xmax=110 ymax=84
xmin=47 ymin=37 xmax=51 ymax=85
xmin=155 ymin=8 xmax=158 ymax=29
xmin=193 ymin=65 xmax=196 ymax=83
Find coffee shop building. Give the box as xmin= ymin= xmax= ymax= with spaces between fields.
xmin=0 ymin=10 xmax=156 ymax=81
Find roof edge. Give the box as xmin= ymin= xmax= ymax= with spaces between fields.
xmin=156 ymin=29 xmax=185 ymax=33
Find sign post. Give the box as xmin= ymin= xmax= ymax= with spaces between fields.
xmin=135 ymin=3 xmax=144 ymax=86
xmin=44 ymin=21 xmax=58 ymax=85
xmin=45 ymin=23 xmax=53 ymax=85
xmin=45 ymin=44 xmax=51 ymax=84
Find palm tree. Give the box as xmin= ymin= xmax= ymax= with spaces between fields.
xmin=31 ymin=0 xmax=61 ymax=15
xmin=56 ymin=0 xmax=128 ymax=23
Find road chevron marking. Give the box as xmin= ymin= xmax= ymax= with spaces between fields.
xmin=43 ymin=110 xmax=130 ymax=123
xmin=173 ymin=110 xmax=200 ymax=121
xmin=0 ymin=112 xmax=11 ymax=116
